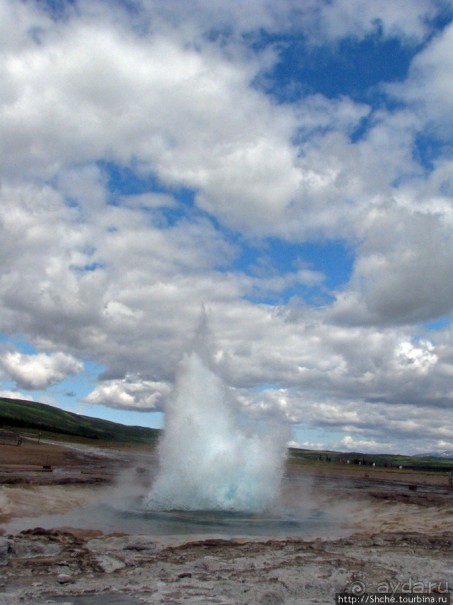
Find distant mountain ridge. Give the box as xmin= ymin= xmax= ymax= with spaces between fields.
xmin=0 ymin=396 xmax=159 ymax=444
xmin=415 ymin=450 xmax=453 ymax=459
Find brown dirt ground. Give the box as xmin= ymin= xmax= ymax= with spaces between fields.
xmin=1 ymin=439 xmax=451 ymax=486
xmin=288 ymin=457 xmax=452 ymax=487
xmin=0 ymin=439 xmax=88 ymax=470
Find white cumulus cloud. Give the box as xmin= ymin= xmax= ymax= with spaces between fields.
xmin=84 ymin=376 xmax=171 ymax=411
xmin=0 ymin=0 xmax=451 ymax=454
xmin=1 ymin=351 xmax=83 ymax=390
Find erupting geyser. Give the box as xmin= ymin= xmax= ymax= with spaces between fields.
xmin=146 ymin=319 xmax=288 ymax=512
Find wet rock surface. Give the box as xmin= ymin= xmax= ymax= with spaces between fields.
xmin=1 ymin=441 xmax=452 ymax=604
xmin=0 ymin=528 xmax=451 ymax=604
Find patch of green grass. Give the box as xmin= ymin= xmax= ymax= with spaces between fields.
xmin=288 ymin=447 xmax=452 ymax=473
xmin=0 ymin=397 xmax=160 ymax=445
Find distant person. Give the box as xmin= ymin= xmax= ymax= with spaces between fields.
xmin=448 ymin=470 xmax=453 ymax=487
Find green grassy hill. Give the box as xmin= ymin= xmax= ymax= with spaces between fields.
xmin=0 ymin=397 xmax=160 ymax=445
xmin=2 ymin=397 xmax=450 ymax=468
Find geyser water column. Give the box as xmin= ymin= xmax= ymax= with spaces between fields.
xmin=146 ymin=322 xmax=288 ymax=512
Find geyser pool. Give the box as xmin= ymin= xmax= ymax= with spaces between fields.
xmin=145 ymin=347 xmax=288 ymax=512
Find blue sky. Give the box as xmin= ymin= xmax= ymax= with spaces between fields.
xmin=0 ymin=0 xmax=452 ymax=454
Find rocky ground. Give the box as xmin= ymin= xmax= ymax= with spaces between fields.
xmin=1 ymin=528 xmax=452 ymax=604
xmin=0 ymin=439 xmax=452 ymax=604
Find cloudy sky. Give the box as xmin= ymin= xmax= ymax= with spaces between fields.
xmin=1 ymin=0 xmax=452 ymax=455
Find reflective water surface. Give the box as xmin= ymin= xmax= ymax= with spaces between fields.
xmin=5 ymin=469 xmax=350 ymax=538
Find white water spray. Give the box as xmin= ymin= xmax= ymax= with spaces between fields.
xmin=146 ymin=319 xmax=288 ymax=512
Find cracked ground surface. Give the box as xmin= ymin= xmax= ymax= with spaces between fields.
xmin=1 ymin=529 xmax=452 ymax=604
xmin=1 ymin=440 xmax=452 ymax=604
